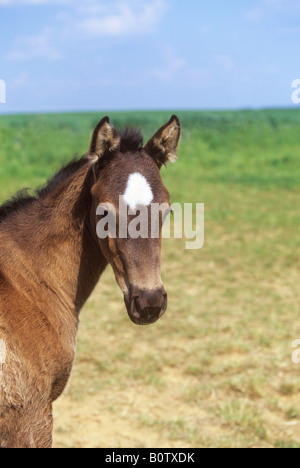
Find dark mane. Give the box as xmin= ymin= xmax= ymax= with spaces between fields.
xmin=38 ymin=156 xmax=89 ymax=199
xmin=119 ymin=127 xmax=143 ymax=153
xmin=0 ymin=156 xmax=89 ymax=223
xmin=0 ymin=125 xmax=144 ymax=224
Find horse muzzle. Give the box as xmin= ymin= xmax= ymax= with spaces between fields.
xmin=125 ymin=286 xmax=167 ymax=325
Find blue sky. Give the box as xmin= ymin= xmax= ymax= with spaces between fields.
xmin=0 ymin=0 xmax=300 ymax=113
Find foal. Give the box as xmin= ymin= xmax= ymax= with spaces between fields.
xmin=0 ymin=115 xmax=181 ymax=448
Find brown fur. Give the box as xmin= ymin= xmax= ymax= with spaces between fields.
xmin=0 ymin=116 xmax=181 ymax=448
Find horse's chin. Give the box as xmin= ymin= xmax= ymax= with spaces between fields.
xmin=127 ymin=310 xmax=160 ymax=326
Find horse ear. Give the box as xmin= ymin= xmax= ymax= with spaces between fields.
xmin=144 ymin=115 xmax=181 ymax=169
xmin=89 ymin=116 xmax=120 ymax=158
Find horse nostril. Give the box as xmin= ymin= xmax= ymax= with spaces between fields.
xmin=134 ymin=296 xmax=141 ymax=313
xmin=129 ymin=296 xmax=141 ymax=319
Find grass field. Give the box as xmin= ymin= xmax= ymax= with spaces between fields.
xmin=1 ymin=109 xmax=300 ymax=447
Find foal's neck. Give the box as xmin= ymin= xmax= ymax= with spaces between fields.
xmin=20 ymin=162 xmax=107 ymax=314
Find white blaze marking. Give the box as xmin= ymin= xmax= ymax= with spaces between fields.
xmin=123 ymin=173 xmax=153 ymax=211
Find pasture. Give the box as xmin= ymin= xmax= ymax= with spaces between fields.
xmin=0 ymin=109 xmax=300 ymax=448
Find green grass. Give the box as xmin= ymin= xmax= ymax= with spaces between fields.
xmin=1 ymin=108 xmax=300 ymax=448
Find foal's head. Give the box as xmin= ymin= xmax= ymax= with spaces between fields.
xmin=88 ymin=116 xmax=181 ymax=325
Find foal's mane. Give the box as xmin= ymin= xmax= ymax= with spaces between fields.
xmin=0 ymin=127 xmax=143 ymax=223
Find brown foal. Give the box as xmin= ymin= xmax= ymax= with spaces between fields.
xmin=0 ymin=115 xmax=181 ymax=448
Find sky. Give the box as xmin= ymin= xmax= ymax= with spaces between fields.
xmin=0 ymin=0 xmax=300 ymax=113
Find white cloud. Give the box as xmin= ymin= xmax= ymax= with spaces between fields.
xmin=0 ymin=0 xmax=169 ymax=28
xmin=70 ymin=0 xmax=168 ymax=37
xmin=7 ymin=29 xmax=63 ymax=61
xmin=243 ymin=0 xmax=300 ymax=21
xmin=0 ymin=0 xmax=47 ymax=4
xmin=4 ymin=0 xmax=169 ymax=63
xmin=262 ymin=0 xmax=292 ymax=7
xmin=0 ymin=0 xmax=69 ymax=5
xmin=262 ymin=0 xmax=300 ymax=11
